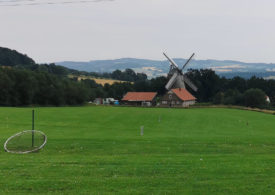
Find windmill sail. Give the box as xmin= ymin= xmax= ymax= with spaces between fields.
xmin=183 ymin=75 xmax=198 ymax=92
xmin=163 ymin=52 xmax=179 ymax=68
xmin=181 ymin=53 xmax=195 ymax=71
xmin=165 ymin=72 xmax=178 ymax=90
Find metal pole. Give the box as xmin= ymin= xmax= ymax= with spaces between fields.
xmin=140 ymin=126 xmax=144 ymax=136
xmin=32 ymin=110 xmax=34 ymax=147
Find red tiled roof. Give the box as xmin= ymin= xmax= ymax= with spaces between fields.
xmin=171 ymin=88 xmax=196 ymax=101
xmin=122 ymin=92 xmax=157 ymax=101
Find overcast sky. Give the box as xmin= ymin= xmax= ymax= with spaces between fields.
xmin=1 ymin=0 xmax=275 ymax=63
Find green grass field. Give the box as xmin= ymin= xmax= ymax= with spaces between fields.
xmin=0 ymin=106 xmax=275 ymax=194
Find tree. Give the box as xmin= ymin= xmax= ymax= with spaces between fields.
xmin=187 ymin=69 xmax=221 ymax=102
xmin=124 ymin=69 xmax=136 ymax=81
xmin=0 ymin=70 xmax=13 ymax=105
xmin=12 ymin=70 xmax=37 ymax=106
xmin=243 ymin=88 xmax=267 ymax=108
xmin=111 ymin=70 xmax=123 ymax=80
xmin=226 ymin=76 xmax=247 ymax=92
xmin=213 ymin=92 xmax=224 ymax=104
xmin=223 ymin=89 xmax=243 ymax=105
xmin=0 ymin=47 xmax=35 ymax=66
xmin=150 ymin=76 xmax=168 ymax=95
xmin=133 ymin=81 xmax=150 ymax=92
xmin=136 ymin=73 xmax=147 ymax=81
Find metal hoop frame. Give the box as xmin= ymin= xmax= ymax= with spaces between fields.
xmin=4 ymin=130 xmax=47 ymax=154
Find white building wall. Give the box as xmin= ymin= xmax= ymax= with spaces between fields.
xmin=182 ymin=100 xmax=196 ymax=107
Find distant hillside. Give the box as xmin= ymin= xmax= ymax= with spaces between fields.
xmin=2 ymin=46 xmax=275 ymax=79
xmin=0 ymin=47 xmax=35 ymax=66
xmin=0 ymin=47 xmax=82 ymax=77
xmin=57 ymin=58 xmax=275 ymax=79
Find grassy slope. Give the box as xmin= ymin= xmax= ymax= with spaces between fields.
xmin=0 ymin=107 xmax=274 ymax=194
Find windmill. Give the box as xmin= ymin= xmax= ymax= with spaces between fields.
xmin=163 ymin=52 xmax=198 ymax=92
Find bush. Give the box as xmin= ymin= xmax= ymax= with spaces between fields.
xmin=243 ymin=88 xmax=267 ymax=108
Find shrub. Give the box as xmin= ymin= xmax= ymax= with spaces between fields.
xmin=243 ymin=88 xmax=267 ymax=108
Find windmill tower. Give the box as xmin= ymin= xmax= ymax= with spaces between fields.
xmin=163 ymin=52 xmax=198 ymax=92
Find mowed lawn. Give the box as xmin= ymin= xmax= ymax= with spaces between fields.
xmin=0 ymin=106 xmax=275 ymax=194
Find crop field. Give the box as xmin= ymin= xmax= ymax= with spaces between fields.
xmin=0 ymin=106 xmax=275 ymax=194
xmin=68 ymin=75 xmax=131 ymax=85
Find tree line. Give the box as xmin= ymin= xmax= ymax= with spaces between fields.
xmin=0 ymin=67 xmax=164 ymax=106
xmin=187 ymin=69 xmax=275 ymax=108
xmin=0 ymin=68 xmax=88 ymax=106
xmin=69 ymin=68 xmax=148 ymax=82
xmin=0 ymin=67 xmax=274 ymax=108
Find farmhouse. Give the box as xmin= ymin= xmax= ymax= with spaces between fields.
xmin=122 ymin=92 xmax=157 ymax=106
xmin=161 ymin=88 xmax=196 ymax=107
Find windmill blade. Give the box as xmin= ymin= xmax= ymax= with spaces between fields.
xmin=165 ymin=72 xmax=178 ymax=90
xmin=163 ymin=52 xmax=179 ymax=68
xmin=181 ymin=53 xmax=195 ymax=71
xmin=183 ymin=75 xmax=198 ymax=92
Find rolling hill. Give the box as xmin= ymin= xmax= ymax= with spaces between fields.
xmin=0 ymin=47 xmax=35 ymax=66
xmin=57 ymin=58 xmax=275 ymax=79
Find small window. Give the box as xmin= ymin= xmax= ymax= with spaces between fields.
xmin=162 ymin=101 xmax=167 ymax=104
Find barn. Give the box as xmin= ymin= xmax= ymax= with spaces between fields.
xmin=160 ymin=88 xmax=196 ymax=107
xmin=122 ymin=92 xmax=157 ymax=106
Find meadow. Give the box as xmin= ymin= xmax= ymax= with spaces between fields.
xmin=0 ymin=106 xmax=274 ymax=194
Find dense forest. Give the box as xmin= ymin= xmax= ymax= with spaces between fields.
xmin=0 ymin=47 xmax=274 ymax=108
xmin=0 ymin=47 xmax=35 ymax=66
xmin=187 ymin=69 xmax=274 ymax=108
xmin=0 ymin=67 xmax=162 ymax=106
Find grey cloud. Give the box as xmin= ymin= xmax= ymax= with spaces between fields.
xmin=1 ymin=0 xmax=275 ymax=63
xmin=0 ymin=0 xmax=114 ymax=6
